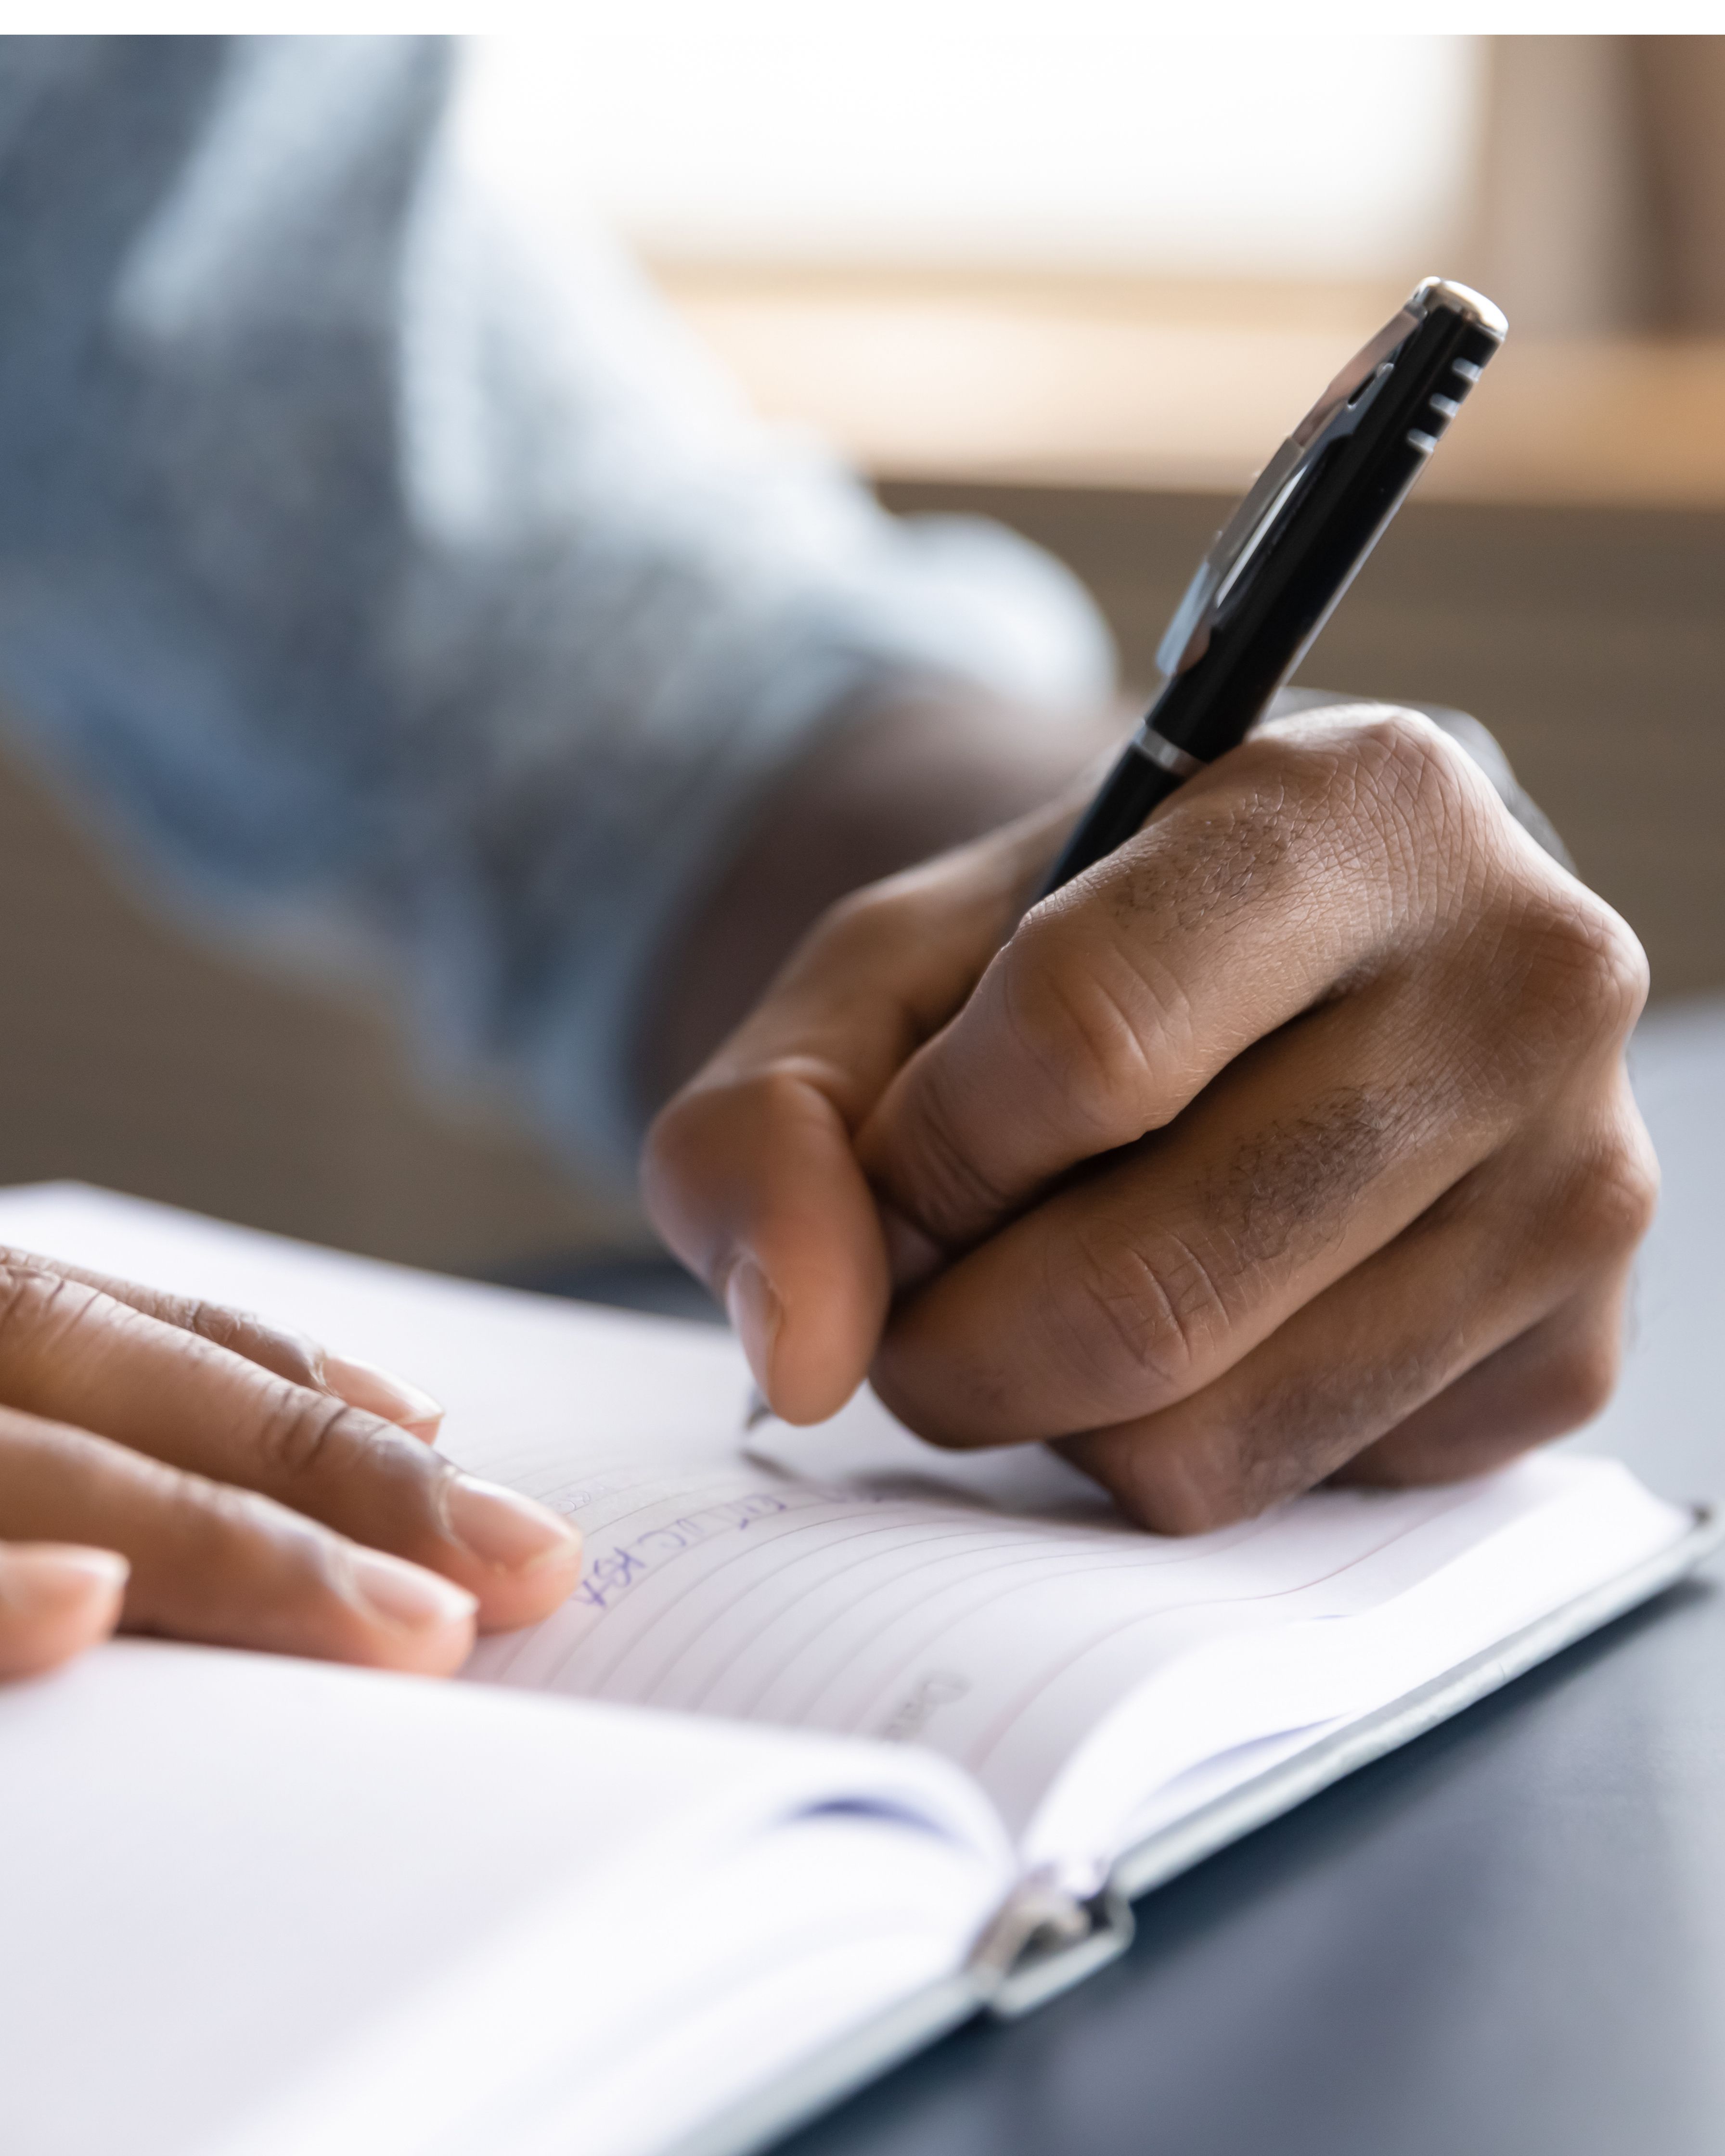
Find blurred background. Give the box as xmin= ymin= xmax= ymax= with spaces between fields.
xmin=1 ymin=25 xmax=1722 ymax=1279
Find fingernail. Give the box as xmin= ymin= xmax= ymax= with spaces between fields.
xmin=347 ymin=1548 xmax=477 ymax=1634
xmin=0 ymin=1545 xmax=129 ymax=1614
xmin=725 ymin=1258 xmax=782 ymax=1392
xmin=442 ymin=1477 xmax=582 ymax=1575
xmin=322 ymin=1355 xmax=444 ymax=1436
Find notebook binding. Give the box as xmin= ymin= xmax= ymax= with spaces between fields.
xmin=968 ymin=1872 xmax=1135 ymax=2020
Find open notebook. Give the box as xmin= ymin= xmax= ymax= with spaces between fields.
xmin=0 ymin=1184 xmax=1713 ymax=2156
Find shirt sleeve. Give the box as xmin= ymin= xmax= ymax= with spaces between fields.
xmin=0 ymin=35 xmax=1115 ymax=1179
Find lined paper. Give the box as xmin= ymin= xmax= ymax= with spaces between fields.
xmin=463 ymin=1398 xmax=1686 ymax=1863
xmin=0 ymin=1186 xmax=1690 ymax=1876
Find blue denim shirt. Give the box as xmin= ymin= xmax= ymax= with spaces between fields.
xmin=0 ymin=37 xmax=1113 ymax=1176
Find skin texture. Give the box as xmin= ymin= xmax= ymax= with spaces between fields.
xmin=0 ymin=1255 xmax=581 ymax=1680
xmin=0 ymin=682 xmax=1086 ymax=1689
xmin=0 ymin=689 xmax=1655 ymax=1675
xmin=637 ymin=683 xmax=1123 ymax=1106
xmin=644 ymin=701 xmax=1657 ymax=1534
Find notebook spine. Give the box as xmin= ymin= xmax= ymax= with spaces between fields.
xmin=967 ymin=1871 xmax=1135 ymax=2020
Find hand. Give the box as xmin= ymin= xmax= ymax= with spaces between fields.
xmin=645 ymin=706 xmax=1656 ymax=1531
xmin=0 ymin=1254 xmax=581 ymax=1680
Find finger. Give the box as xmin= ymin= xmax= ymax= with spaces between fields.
xmin=644 ymin=806 xmax=1067 ymax=1422
xmin=646 ymin=1065 xmax=892 ymax=1426
xmin=0 ymin=1542 xmax=128 ymax=1681
xmin=1054 ymin=1107 xmax=1656 ymax=1532
xmin=861 ymin=707 xmax=1539 ymax=1253
xmin=0 ymin=1250 xmax=445 ymax=1440
xmin=0 ymin=1410 xmax=477 ymax=1672
xmin=1335 ymin=1282 xmax=1636 ymax=1489
xmin=0 ymin=1261 xmax=580 ymax=1631
xmin=870 ymin=979 xmax=1537 ymax=1450
xmin=319 ymin=1356 xmax=443 ymax=1443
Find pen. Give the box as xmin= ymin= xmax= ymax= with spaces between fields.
xmin=1039 ymin=276 xmax=1508 ymax=900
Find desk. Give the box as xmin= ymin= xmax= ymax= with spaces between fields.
xmin=556 ymin=995 xmax=1725 ymax=2156
xmin=565 ymin=998 xmax=1724 ymax=2153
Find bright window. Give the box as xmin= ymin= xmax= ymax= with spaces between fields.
xmin=470 ymin=16 xmax=1485 ymax=281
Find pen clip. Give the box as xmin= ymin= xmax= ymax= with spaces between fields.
xmin=1154 ymin=301 xmax=1422 ymax=680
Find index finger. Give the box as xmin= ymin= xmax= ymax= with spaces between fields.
xmin=859 ymin=710 xmax=1516 ymax=1252
xmin=1 ymin=1250 xmax=444 ymax=1441
xmin=0 ymin=1261 xmax=581 ymax=1633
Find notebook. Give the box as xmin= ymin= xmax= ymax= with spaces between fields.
xmin=0 ymin=1183 xmax=1712 ymax=2156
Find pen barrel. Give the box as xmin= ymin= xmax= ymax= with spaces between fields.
xmin=1038 ymin=741 xmax=1183 ymax=898
xmin=1035 ymin=289 xmax=1503 ymax=904
xmin=1153 ymin=304 xmax=1503 ymax=765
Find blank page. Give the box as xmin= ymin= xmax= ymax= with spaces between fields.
xmin=0 ymin=1640 xmax=1005 ymax=2156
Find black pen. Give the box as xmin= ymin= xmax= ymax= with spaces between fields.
xmin=1039 ymin=277 xmax=1508 ymax=899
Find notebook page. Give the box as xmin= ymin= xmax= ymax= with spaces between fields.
xmin=0 ymin=1188 xmax=1690 ymax=1886
xmin=464 ymin=1393 xmax=1688 ymax=1877
xmin=0 ymin=1182 xmax=756 ymax=1466
xmin=0 ymin=1640 xmax=1007 ymax=2156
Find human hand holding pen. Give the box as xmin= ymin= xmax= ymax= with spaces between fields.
xmin=644 ymin=703 xmax=1657 ymax=1531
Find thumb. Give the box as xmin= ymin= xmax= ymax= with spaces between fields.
xmin=643 ymin=816 xmax=1059 ymax=1422
xmin=645 ymin=1058 xmax=890 ymax=1424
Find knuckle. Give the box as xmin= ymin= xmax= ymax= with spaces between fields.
xmin=1352 ymin=705 xmax=1452 ymax=785
xmin=1341 ymin=706 xmax=1455 ymax=801
xmin=1275 ymin=704 xmax=1459 ymax=826
xmin=1559 ymin=1122 xmax=1661 ymax=1263
xmin=1495 ymin=886 xmax=1650 ymax=1064
xmin=811 ymin=875 xmax=931 ymax=973
xmin=998 ymin=920 xmax=1163 ymax=1146
xmin=731 ymin=1064 xmax=836 ymax=1171
xmin=1343 ymin=712 xmax=1476 ymax=877
xmin=0 ymin=1255 xmax=89 ymax=1359
xmin=1068 ymin=1425 xmax=1249 ymax=1537
xmin=166 ymin=1462 xmax=262 ymax=1551
xmin=650 ymin=1062 xmax=810 ymax=1179
xmin=1052 ymin=1227 xmax=1228 ymax=1412
xmin=1127 ymin=1460 xmax=1241 ymax=1537
xmin=251 ymin=1385 xmax=369 ymax=1484
xmin=185 ymin=1300 xmax=324 ymax=1387
xmin=76 ymin=1438 xmax=252 ymax=1567
xmin=889 ymin=1064 xmax=1019 ymax=1241
xmin=822 ymin=876 xmax=904 ymax=943
xmin=162 ymin=1465 xmax=332 ymax=1605
xmin=1540 ymin=1331 xmax=1623 ymax=1434
xmin=646 ymin=1056 xmax=852 ymax=1275
xmin=1542 ymin=895 xmax=1649 ymax=1040
xmin=737 ymin=1058 xmax=831 ymax=1135
xmin=642 ymin=1078 xmax=761 ymax=1243
xmin=184 ymin=1298 xmax=253 ymax=1355
xmin=641 ymin=1082 xmax=711 ymax=1192
xmin=1234 ymin=706 xmax=1477 ymax=909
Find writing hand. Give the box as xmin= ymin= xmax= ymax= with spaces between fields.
xmin=646 ymin=706 xmax=1655 ymax=1530
xmin=0 ymin=1256 xmax=580 ymax=1678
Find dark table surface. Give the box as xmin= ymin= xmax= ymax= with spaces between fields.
xmin=556 ymin=996 xmax=1725 ymax=2156
xmin=792 ymin=997 xmax=1725 ymax=2156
